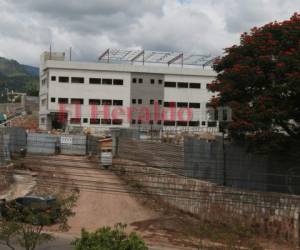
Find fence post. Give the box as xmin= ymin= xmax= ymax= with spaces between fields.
xmin=111 ymin=128 xmax=120 ymax=157
xmin=294 ymin=209 xmax=300 ymax=249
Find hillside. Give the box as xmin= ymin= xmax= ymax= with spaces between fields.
xmin=0 ymin=57 xmax=39 ymax=101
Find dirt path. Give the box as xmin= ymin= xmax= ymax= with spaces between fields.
xmin=23 ymin=155 xmax=205 ymax=249
xmin=0 ymin=170 xmax=36 ymax=201
xmin=24 ymin=155 xmax=160 ymax=234
xmin=59 ymin=156 xmax=159 ymax=234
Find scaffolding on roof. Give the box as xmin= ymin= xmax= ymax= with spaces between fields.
xmin=98 ymin=49 xmax=217 ymax=68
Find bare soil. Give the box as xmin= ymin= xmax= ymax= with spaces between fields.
xmin=19 ymin=154 xmax=295 ymax=250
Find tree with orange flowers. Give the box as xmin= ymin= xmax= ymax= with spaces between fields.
xmin=209 ymin=13 xmax=300 ymax=156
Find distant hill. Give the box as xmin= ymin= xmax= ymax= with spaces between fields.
xmin=0 ymin=57 xmax=39 ymax=101
xmin=22 ymin=64 xmax=39 ymax=77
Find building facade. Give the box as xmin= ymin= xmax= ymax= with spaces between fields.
xmin=39 ymin=51 xmax=218 ymax=132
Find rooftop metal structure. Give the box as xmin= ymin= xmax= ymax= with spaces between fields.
xmin=98 ymin=49 xmax=217 ymax=68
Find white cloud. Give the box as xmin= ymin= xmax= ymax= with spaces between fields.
xmin=0 ymin=0 xmax=299 ymax=66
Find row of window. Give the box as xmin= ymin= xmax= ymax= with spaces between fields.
xmin=51 ymin=76 xmax=124 ymax=85
xmin=132 ymin=99 xmax=201 ymax=108
xmin=68 ymin=118 xmax=216 ymax=127
xmin=131 ymin=120 xmax=216 ymax=127
xmin=48 ymin=76 xmax=208 ymax=90
xmin=52 ymin=98 xmax=123 ymax=106
xmin=164 ymin=82 xmax=206 ymax=89
xmin=70 ymin=118 xmax=123 ymax=125
xmin=132 ymin=78 xmax=163 ymax=85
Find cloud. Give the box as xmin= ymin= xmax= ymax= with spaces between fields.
xmin=0 ymin=0 xmax=299 ymax=66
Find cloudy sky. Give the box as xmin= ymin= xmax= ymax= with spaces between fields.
xmin=0 ymin=0 xmax=299 ymax=66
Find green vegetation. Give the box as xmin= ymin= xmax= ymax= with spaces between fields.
xmin=198 ymin=220 xmax=263 ymax=250
xmin=209 ymin=13 xmax=300 ymax=157
xmin=0 ymin=192 xmax=78 ymax=250
xmin=72 ymin=223 xmax=148 ymax=250
xmin=0 ymin=57 xmax=39 ymax=100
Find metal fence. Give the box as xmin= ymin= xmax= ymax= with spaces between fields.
xmin=184 ymin=136 xmax=300 ymax=194
xmin=114 ymin=128 xmax=300 ymax=195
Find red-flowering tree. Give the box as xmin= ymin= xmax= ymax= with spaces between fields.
xmin=209 ymin=13 xmax=300 ymax=155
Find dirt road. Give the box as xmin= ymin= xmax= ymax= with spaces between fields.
xmin=24 ymin=155 xmax=198 ymax=249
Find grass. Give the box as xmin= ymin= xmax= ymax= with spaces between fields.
xmin=197 ymin=220 xmax=264 ymax=250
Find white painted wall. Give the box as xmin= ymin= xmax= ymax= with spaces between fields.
xmin=39 ymin=53 xmax=217 ymax=131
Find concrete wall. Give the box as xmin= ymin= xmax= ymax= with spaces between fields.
xmin=130 ymin=72 xmax=164 ymax=129
xmin=113 ymin=161 xmax=300 ymax=246
xmin=164 ymin=74 xmax=214 ymax=124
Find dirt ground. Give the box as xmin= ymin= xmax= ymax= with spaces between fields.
xmin=22 ymin=155 xmax=198 ymax=249
xmin=18 ymin=154 xmax=294 ymax=250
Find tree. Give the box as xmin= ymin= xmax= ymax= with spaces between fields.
xmin=72 ymin=223 xmax=148 ymax=250
xmin=0 ymin=192 xmax=78 ymax=250
xmin=209 ymin=13 xmax=300 ymax=156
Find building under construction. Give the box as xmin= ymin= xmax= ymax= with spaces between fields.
xmin=39 ymin=49 xmax=219 ymax=132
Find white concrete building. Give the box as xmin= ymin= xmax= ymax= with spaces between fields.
xmin=39 ymin=50 xmax=218 ymax=132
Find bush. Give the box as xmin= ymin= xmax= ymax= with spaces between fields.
xmin=72 ymin=223 xmax=148 ymax=250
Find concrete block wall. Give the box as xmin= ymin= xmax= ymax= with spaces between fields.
xmin=113 ymin=160 xmax=300 ymax=245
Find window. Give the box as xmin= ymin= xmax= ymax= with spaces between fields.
xmin=131 ymin=120 xmax=136 ymax=124
xmin=138 ymin=78 xmax=143 ymax=84
xmin=157 ymin=120 xmax=162 ymax=125
xmin=177 ymin=102 xmax=188 ymax=108
xmin=208 ymin=121 xmax=217 ymax=127
xmin=89 ymin=78 xmax=101 ymax=84
xmin=177 ymin=121 xmax=188 ymax=126
xmin=149 ymin=120 xmax=154 ymax=125
xmin=102 ymin=79 xmax=112 ymax=85
xmin=189 ymin=103 xmax=201 ymax=109
xmin=113 ymin=79 xmax=124 ymax=85
xmin=178 ymin=82 xmax=188 ymax=88
xmin=70 ymin=118 xmax=81 ymax=124
xmin=164 ymin=121 xmax=176 ymax=126
xmin=101 ymin=119 xmax=112 ymax=125
xmin=138 ymin=120 xmax=142 ymax=124
xmin=189 ymin=121 xmax=200 ymax=127
xmin=132 ymin=78 xmax=137 ymax=83
xmin=150 ymin=79 xmax=155 ymax=84
xmin=132 ymin=99 xmax=136 ymax=104
xmin=158 ymin=79 xmax=163 ymax=85
xmin=83 ymin=118 xmax=88 ymax=123
xmin=41 ymin=99 xmax=47 ymax=106
xmin=42 ymin=79 xmax=47 ymax=85
xmin=71 ymin=77 xmax=84 ymax=84
xmin=51 ymin=76 xmax=56 ymax=81
xmin=190 ymin=83 xmax=201 ymax=89
xmin=59 ymin=76 xmax=69 ymax=83
xmin=164 ymin=102 xmax=176 ymax=107
xmin=138 ymin=99 xmax=142 ymax=104
xmin=90 ymin=119 xmax=100 ymax=125
xmin=58 ymin=98 xmax=68 ymax=104
xmin=158 ymin=100 xmax=162 ymax=105
xmin=113 ymin=100 xmax=123 ymax=106
xmin=71 ymin=98 xmax=84 ymax=105
xmin=102 ymin=99 xmax=112 ymax=105
xmin=51 ymin=97 xmax=56 ymax=103
xmin=164 ymin=81 xmax=176 ymax=87
xmin=40 ymin=118 xmax=45 ymax=124
xmin=150 ymin=99 xmax=154 ymax=105
xmin=112 ymin=119 xmax=123 ymax=125
xmin=89 ymin=99 xmax=101 ymax=105
xmin=201 ymin=121 xmax=206 ymax=126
